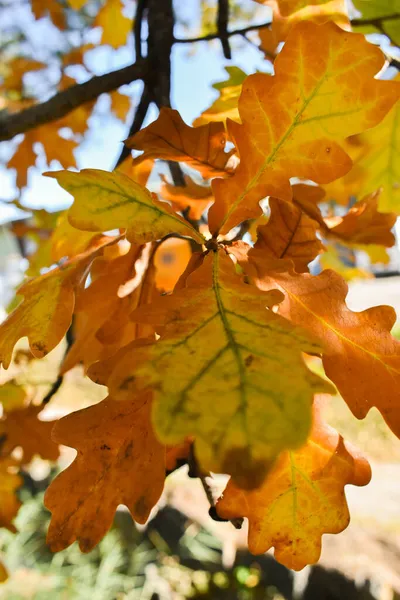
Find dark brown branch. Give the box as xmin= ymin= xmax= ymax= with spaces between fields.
xmin=390 ymin=58 xmax=400 ymax=70
xmin=134 ymin=0 xmax=147 ymax=60
xmin=0 ymin=60 xmax=148 ymax=142
xmin=174 ymin=20 xmax=271 ymax=44
xmin=217 ymin=0 xmax=231 ymax=59
xmin=115 ymin=87 xmax=151 ymax=167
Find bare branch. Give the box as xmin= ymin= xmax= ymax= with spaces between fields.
xmin=0 ymin=60 xmax=148 ymax=142
xmin=114 ymin=86 xmax=151 ymax=167
xmin=217 ymin=0 xmax=231 ymax=59
xmin=174 ymin=20 xmax=272 ymax=44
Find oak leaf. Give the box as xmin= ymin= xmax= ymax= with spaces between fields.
xmin=242 ymin=250 xmax=400 ymax=438
xmin=324 ymin=190 xmax=396 ymax=247
xmin=126 ymin=108 xmax=236 ymax=179
xmin=47 ymin=169 xmax=205 ymax=245
xmin=255 ymin=196 xmax=325 ymax=272
xmin=94 ymin=0 xmax=131 ymax=48
xmin=344 ymin=97 xmax=400 ymax=213
xmin=259 ymin=0 xmax=349 ymax=60
xmin=110 ymin=91 xmax=131 ymax=122
xmin=352 ymin=0 xmax=400 ymax=46
xmin=0 ymin=460 xmax=22 ymax=533
xmin=0 ymin=405 xmax=59 ymax=464
xmin=255 ymin=0 xmax=340 ymax=17
xmin=0 ymin=235 xmax=116 ymax=369
xmin=44 ymin=394 xmax=165 ymax=552
xmin=89 ymin=250 xmax=330 ymax=488
xmin=61 ymin=243 xmax=156 ymax=373
xmin=160 ymin=173 xmax=213 ymax=220
xmin=193 ymin=66 xmax=247 ymax=126
xmin=7 ymin=132 xmax=37 ymax=188
xmin=208 ymin=22 xmax=400 ymax=235
xmin=216 ymin=398 xmax=371 ymax=570
xmin=31 ymin=0 xmax=65 ymax=29
xmin=0 ymin=382 xmax=26 ymax=412
xmin=153 ymin=238 xmax=192 ymax=293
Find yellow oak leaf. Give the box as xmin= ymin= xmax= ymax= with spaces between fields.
xmin=193 ymin=66 xmax=247 ymax=126
xmin=344 ymin=98 xmax=400 ymax=213
xmin=208 ymin=22 xmax=400 ymax=235
xmin=89 ymin=250 xmax=331 ymax=489
xmin=45 ymin=394 xmax=165 ymax=552
xmin=68 ymin=0 xmax=87 ymax=8
xmin=242 ymin=250 xmax=400 ymax=439
xmin=0 ymin=236 xmax=116 ymax=369
xmin=47 ymin=169 xmax=205 ymax=245
xmin=0 ymin=460 xmax=22 ymax=533
xmin=50 ymin=212 xmax=102 ymax=262
xmin=216 ymin=398 xmax=371 ymax=570
xmin=31 ymin=0 xmax=66 ymax=29
xmin=160 ymin=173 xmax=213 ymax=220
xmin=0 ymin=405 xmax=59 ymax=464
xmin=324 ymin=190 xmax=396 ymax=247
xmin=255 ymin=197 xmax=325 ymax=272
xmin=0 ymin=382 xmax=27 ymax=412
xmin=94 ymin=0 xmax=132 ymax=48
xmin=319 ymin=243 xmax=372 ymax=281
xmin=126 ymin=107 xmax=236 ymax=179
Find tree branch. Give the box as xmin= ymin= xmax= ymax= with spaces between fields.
xmin=217 ymin=0 xmax=231 ymax=59
xmin=114 ymin=86 xmax=151 ymax=167
xmin=173 ymin=20 xmax=272 ymax=44
xmin=0 ymin=60 xmax=148 ymax=142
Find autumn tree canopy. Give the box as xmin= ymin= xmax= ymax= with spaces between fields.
xmin=0 ymin=0 xmax=399 ymax=579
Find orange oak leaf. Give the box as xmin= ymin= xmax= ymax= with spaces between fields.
xmin=239 ymin=248 xmax=400 ymax=439
xmin=110 ymin=91 xmax=131 ymax=122
xmin=126 ymin=107 xmax=236 ymax=179
xmin=259 ymin=0 xmax=349 ymax=60
xmin=160 ymin=173 xmax=213 ymax=220
xmin=94 ymin=0 xmax=132 ymax=48
xmin=166 ymin=440 xmax=192 ymax=472
xmin=255 ymin=197 xmax=325 ymax=272
xmin=208 ymin=22 xmax=400 ymax=235
xmin=323 ymin=190 xmax=396 ymax=247
xmin=153 ymin=238 xmax=192 ymax=293
xmin=7 ymin=131 xmax=37 ymax=188
xmin=31 ymin=0 xmax=66 ymax=29
xmin=47 ymin=169 xmax=205 ymax=245
xmin=255 ymin=0 xmax=340 ymax=17
xmin=216 ymin=397 xmax=371 ymax=570
xmin=44 ymin=394 xmax=165 ymax=552
xmin=61 ymin=243 xmax=157 ymax=373
xmin=2 ymin=57 xmax=45 ymax=92
xmin=0 ymin=460 xmax=22 ymax=533
xmin=88 ymin=250 xmax=330 ymax=488
xmin=0 ymin=405 xmax=59 ymax=464
xmin=0 ymin=235 xmax=116 ymax=369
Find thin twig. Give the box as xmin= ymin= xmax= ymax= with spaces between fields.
xmin=41 ymin=324 xmax=74 ymax=406
xmin=115 ymin=86 xmax=151 ymax=167
xmin=217 ymin=0 xmax=231 ymax=59
xmin=173 ymin=20 xmax=272 ymax=44
xmin=0 ymin=60 xmax=148 ymax=142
